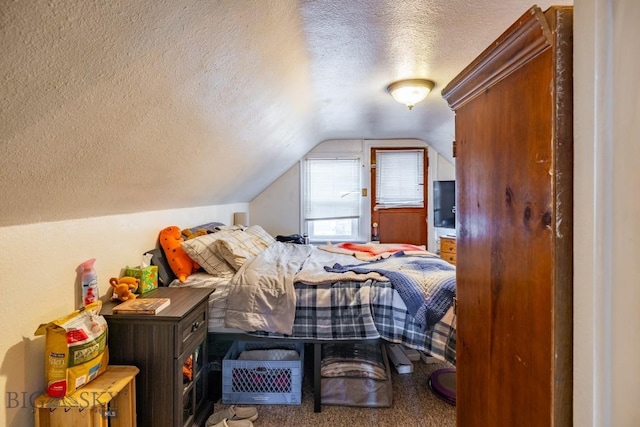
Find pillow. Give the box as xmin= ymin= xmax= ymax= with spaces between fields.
xmin=213 ymin=226 xmax=274 ymax=270
xmin=213 ymin=225 xmax=245 ymax=232
xmin=144 ymin=248 xmax=176 ymax=287
xmin=245 ymin=225 xmax=277 ymax=247
xmin=180 ymin=233 xmax=236 ymax=276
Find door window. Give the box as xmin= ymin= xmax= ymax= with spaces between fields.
xmin=375 ymin=149 xmax=424 ymax=209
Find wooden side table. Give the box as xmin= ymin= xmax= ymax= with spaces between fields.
xmin=440 ymin=236 xmax=457 ymax=265
xmin=34 ymin=365 xmax=139 ymax=427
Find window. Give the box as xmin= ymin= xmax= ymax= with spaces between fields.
xmin=302 ymin=157 xmax=362 ymax=242
xmin=375 ymin=149 xmax=424 ymax=208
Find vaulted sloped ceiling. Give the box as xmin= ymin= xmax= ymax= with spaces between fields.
xmin=0 ymin=0 xmax=571 ymax=227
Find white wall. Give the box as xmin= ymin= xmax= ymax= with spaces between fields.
xmin=574 ymin=0 xmax=640 ymax=425
xmin=250 ymin=139 xmax=456 ymax=252
xmin=250 ymin=163 xmax=301 ymax=237
xmin=0 ymin=203 xmax=247 ymax=426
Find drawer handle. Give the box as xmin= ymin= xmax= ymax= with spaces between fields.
xmin=191 ymin=320 xmax=202 ymax=332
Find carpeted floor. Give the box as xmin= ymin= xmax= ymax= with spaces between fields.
xmin=210 ymin=357 xmax=456 ymax=427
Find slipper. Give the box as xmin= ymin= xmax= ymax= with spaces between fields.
xmin=207 ymin=420 xmax=254 ymax=427
xmin=206 ymin=406 xmax=259 ymax=426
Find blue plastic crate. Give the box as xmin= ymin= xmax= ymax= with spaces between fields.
xmin=222 ymin=341 xmax=304 ymax=405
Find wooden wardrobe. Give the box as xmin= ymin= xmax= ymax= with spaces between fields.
xmin=442 ymin=6 xmax=573 ymax=426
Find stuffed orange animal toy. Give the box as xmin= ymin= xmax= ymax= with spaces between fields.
xmin=159 ymin=226 xmax=200 ymax=282
xmin=109 ymin=276 xmax=139 ymax=301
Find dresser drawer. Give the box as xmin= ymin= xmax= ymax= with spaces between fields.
xmin=440 ymin=237 xmax=457 ymax=254
xmin=177 ymin=301 xmax=207 ymax=357
xmin=441 ymin=252 xmax=456 ymax=265
xmin=440 ymin=237 xmax=457 ymax=266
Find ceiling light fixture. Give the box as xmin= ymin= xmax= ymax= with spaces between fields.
xmin=387 ymin=79 xmax=435 ymax=110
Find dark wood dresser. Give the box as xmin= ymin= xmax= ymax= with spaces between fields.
xmin=101 ymin=287 xmax=214 ymax=427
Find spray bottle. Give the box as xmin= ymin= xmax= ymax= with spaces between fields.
xmin=80 ymin=258 xmax=99 ymax=306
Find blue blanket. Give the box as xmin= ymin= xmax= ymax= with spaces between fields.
xmin=325 ymin=253 xmax=456 ymax=330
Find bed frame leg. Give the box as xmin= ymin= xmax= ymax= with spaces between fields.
xmin=313 ymin=343 xmax=321 ymax=412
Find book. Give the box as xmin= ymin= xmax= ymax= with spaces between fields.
xmin=112 ymin=298 xmax=171 ymax=315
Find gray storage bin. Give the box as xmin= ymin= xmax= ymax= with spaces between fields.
xmin=321 ymin=342 xmax=393 ymax=407
xmin=222 ymin=341 xmax=304 ymax=405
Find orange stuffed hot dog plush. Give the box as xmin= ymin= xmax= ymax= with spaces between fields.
xmin=159 ymin=226 xmax=200 ymax=282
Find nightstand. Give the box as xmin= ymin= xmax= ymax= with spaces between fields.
xmin=440 ymin=236 xmax=457 ymax=265
xmin=101 ymin=287 xmax=214 ymax=427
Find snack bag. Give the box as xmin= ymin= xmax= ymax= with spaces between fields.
xmin=34 ymin=301 xmax=109 ymax=398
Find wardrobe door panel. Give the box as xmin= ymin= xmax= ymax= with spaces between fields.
xmin=443 ymin=6 xmax=573 ymax=427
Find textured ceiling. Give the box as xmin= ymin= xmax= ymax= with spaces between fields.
xmin=0 ymin=0 xmax=572 ymax=227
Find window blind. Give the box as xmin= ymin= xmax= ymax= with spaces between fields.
xmin=375 ymin=149 xmax=424 ymax=208
xmin=304 ymin=158 xmax=361 ymax=220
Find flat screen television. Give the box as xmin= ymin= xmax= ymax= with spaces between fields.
xmin=433 ymin=180 xmax=456 ymax=229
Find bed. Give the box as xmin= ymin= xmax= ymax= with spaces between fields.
xmin=151 ymin=224 xmax=457 ymax=410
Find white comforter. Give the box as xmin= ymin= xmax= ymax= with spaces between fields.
xmin=224 ymin=242 xmax=312 ymax=335
xmin=225 ymin=242 xmax=392 ymax=335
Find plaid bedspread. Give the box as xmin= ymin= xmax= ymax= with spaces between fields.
xmin=177 ymin=265 xmax=457 ymax=365
xmin=324 ymin=253 xmax=456 ymax=330
xmin=251 ymin=278 xmax=457 ymax=366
